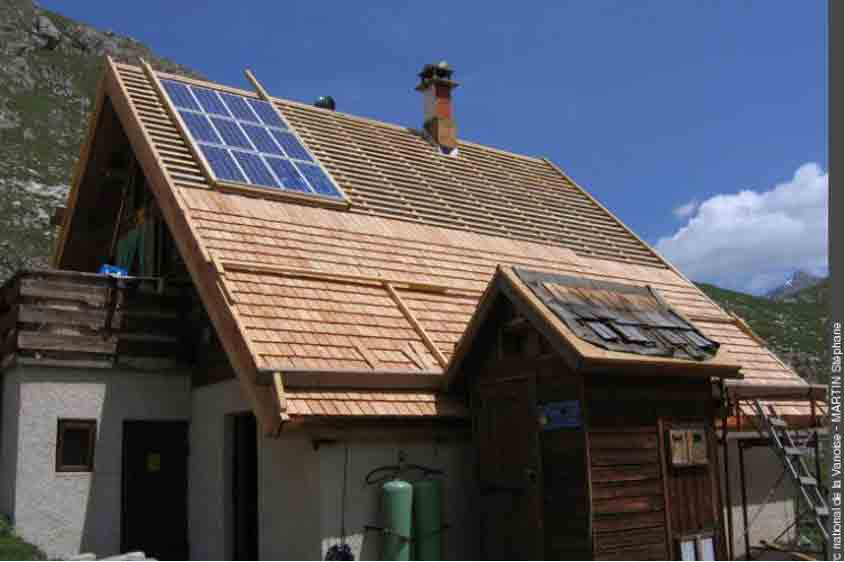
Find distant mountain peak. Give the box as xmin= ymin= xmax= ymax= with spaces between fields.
xmin=766 ymin=270 xmax=824 ymax=301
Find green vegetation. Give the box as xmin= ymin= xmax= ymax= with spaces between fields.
xmin=697 ymin=280 xmax=827 ymax=383
xmin=0 ymin=518 xmax=44 ymax=561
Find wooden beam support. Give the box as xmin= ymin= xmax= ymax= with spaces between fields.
xmin=219 ymin=259 xmax=458 ymax=295
xmin=273 ymin=371 xmax=289 ymax=418
xmin=384 ymin=281 xmax=448 ymax=368
xmin=139 ymin=58 xmax=216 ymax=188
xmin=244 ymin=69 xmax=271 ymax=101
xmin=104 ymin=58 xmax=281 ymax=435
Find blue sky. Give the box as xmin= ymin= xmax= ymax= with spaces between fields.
xmin=42 ymin=1 xmax=828 ymax=293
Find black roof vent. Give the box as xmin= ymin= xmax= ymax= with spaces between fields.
xmin=314 ymin=95 xmax=336 ymax=111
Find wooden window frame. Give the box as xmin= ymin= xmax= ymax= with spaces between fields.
xmin=56 ymin=419 xmax=97 ymax=472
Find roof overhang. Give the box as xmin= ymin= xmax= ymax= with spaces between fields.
xmin=444 ymin=266 xmax=743 ymax=390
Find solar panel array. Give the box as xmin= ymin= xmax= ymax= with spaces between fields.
xmin=160 ymin=79 xmax=344 ymax=200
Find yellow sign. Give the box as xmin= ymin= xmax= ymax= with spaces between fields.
xmin=146 ymin=452 xmax=161 ymax=472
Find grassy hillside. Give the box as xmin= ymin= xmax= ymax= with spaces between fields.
xmin=697 ymin=280 xmax=827 ymax=383
xmin=0 ymin=0 xmax=202 ymax=281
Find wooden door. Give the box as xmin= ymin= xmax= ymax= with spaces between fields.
xmin=475 ymin=376 xmax=543 ymax=560
xmin=660 ymin=418 xmax=724 ymax=560
xmin=122 ymin=421 xmax=189 ymax=560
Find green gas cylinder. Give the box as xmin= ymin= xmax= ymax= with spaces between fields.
xmin=381 ymin=479 xmax=413 ymax=561
xmin=412 ymin=478 xmax=443 ymax=560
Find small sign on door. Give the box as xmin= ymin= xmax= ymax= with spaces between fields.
xmin=538 ymin=400 xmax=581 ymax=430
xmin=146 ymin=452 xmax=161 ymax=472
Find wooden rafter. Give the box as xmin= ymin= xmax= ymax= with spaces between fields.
xmin=384 ymin=281 xmax=448 ymax=369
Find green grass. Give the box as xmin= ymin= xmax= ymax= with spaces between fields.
xmin=0 ymin=518 xmax=44 ymax=561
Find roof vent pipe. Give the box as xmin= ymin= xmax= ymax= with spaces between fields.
xmin=314 ymin=95 xmax=336 ymax=110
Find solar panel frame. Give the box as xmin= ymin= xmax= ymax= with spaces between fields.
xmin=158 ymin=78 xmax=348 ymax=204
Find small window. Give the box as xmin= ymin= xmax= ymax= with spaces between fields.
xmin=678 ymin=532 xmax=716 ymax=561
xmin=56 ymin=419 xmax=96 ymax=472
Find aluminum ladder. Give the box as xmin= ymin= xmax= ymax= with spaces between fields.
xmin=750 ymin=400 xmax=829 ymax=544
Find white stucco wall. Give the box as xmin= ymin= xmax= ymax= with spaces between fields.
xmin=721 ymin=437 xmax=800 ymax=558
xmin=190 ymin=380 xmax=478 ymax=561
xmin=1 ymin=365 xmax=191 ymax=559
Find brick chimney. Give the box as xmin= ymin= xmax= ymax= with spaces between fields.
xmin=416 ymin=61 xmax=459 ymax=151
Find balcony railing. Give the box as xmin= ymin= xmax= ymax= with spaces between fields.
xmin=0 ymin=269 xmax=197 ymax=370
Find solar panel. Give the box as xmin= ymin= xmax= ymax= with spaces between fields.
xmin=201 ymin=145 xmax=245 ymax=183
xmin=210 ymin=117 xmax=252 ymax=149
xmin=161 ymin=79 xmax=344 ymax=201
xmin=163 ymin=81 xmax=199 ymax=110
xmin=192 ymin=87 xmax=230 ymax=117
xmin=271 ymin=130 xmax=313 ymax=161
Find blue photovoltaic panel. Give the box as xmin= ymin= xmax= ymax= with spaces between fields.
xmin=192 ymin=87 xmax=230 ymax=117
xmin=162 ymin=80 xmax=200 ymax=110
xmin=161 ymin=79 xmax=344 ymax=201
xmin=297 ymin=163 xmax=342 ymax=197
xmin=232 ymin=151 xmax=278 ymax=187
xmin=248 ymin=99 xmax=287 ymax=128
xmin=266 ymin=157 xmax=309 ymax=192
xmin=271 ymin=130 xmax=313 ymax=162
xmin=210 ymin=117 xmax=253 ymax=149
xmin=219 ymin=92 xmax=260 ymax=123
xmin=180 ymin=111 xmax=222 ymax=144
xmin=201 ymin=145 xmax=245 ymax=183
xmin=241 ymin=123 xmax=284 ymax=155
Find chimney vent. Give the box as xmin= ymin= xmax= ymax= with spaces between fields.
xmin=416 ymin=61 xmax=459 ymax=151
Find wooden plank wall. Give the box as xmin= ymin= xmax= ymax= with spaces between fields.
xmin=585 ymin=376 xmax=720 ymax=561
xmin=2 ymin=270 xmax=198 ymax=369
xmin=590 ymin=426 xmax=668 ymax=560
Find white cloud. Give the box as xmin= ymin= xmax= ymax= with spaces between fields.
xmin=655 ymin=162 xmax=828 ymax=294
xmin=673 ymin=199 xmax=698 ymax=219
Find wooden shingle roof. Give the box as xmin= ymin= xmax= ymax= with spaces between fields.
xmin=54 ymin=59 xmax=814 ymax=432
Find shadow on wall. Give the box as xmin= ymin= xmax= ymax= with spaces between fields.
xmin=723 ymin=440 xmax=799 ymax=555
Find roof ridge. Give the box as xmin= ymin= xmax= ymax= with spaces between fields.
xmin=114 ymin=62 xmax=548 ymax=165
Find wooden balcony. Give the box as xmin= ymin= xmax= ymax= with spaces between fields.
xmin=0 ymin=269 xmax=198 ymax=370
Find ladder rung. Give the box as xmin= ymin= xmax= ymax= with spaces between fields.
xmin=783 ymin=447 xmax=807 ymax=456
xmin=799 ymin=476 xmax=818 ymax=487
xmin=816 ymin=506 xmax=829 ymax=517
xmin=769 ymin=417 xmax=787 ymax=427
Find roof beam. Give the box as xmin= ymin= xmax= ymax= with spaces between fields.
xmin=384 ymin=282 xmax=448 ymax=369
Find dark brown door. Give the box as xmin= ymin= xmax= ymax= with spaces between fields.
xmin=122 ymin=421 xmax=189 ymax=560
xmin=233 ymin=413 xmax=258 ymax=560
xmin=475 ymin=376 xmax=543 ymax=560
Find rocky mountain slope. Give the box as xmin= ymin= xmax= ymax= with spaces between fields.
xmin=0 ymin=0 xmax=202 ymax=280
xmin=765 ymin=270 xmax=825 ymax=301
xmin=698 ymin=280 xmax=828 ymax=384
